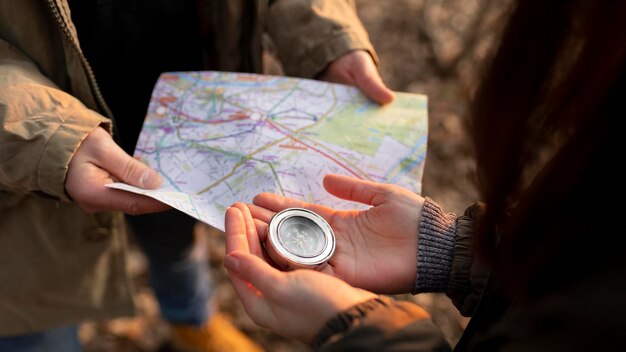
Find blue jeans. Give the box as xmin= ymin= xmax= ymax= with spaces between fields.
xmin=0 ymin=325 xmax=80 ymax=352
xmin=0 ymin=210 xmax=213 ymax=351
xmin=128 ymin=210 xmax=214 ymax=325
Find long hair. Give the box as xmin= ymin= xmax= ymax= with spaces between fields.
xmin=471 ymin=1 xmax=626 ymax=296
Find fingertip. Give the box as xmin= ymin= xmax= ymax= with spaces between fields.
xmin=322 ymin=174 xmax=333 ymax=189
xmin=368 ymin=83 xmax=395 ymax=105
xmin=232 ymin=202 xmax=254 ymax=222
xmin=226 ymin=206 xmax=244 ymax=217
xmin=378 ymin=89 xmax=395 ymax=105
xmin=323 ymin=174 xmax=383 ymax=205
xmin=225 ymin=206 xmax=244 ymax=229
xmin=252 ymin=193 xmax=267 ymax=204
xmin=140 ymin=169 xmax=162 ymax=189
xmin=231 ymin=201 xmax=245 ymax=210
xmin=323 ymin=173 xmax=342 ymax=181
xmin=323 ymin=174 xmax=350 ymax=189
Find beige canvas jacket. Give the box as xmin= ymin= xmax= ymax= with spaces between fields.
xmin=0 ymin=0 xmax=377 ymax=336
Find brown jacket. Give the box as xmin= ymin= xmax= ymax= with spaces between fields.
xmin=0 ymin=0 xmax=377 ymax=335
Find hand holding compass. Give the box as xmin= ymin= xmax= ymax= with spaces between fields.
xmin=223 ymin=174 xmax=427 ymax=342
xmin=244 ymin=174 xmax=426 ymax=294
xmin=224 ymin=203 xmax=376 ymax=343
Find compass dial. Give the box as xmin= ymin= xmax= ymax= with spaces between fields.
xmin=277 ymin=216 xmax=326 ymax=257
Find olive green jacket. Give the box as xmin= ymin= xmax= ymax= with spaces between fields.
xmin=0 ymin=0 xmax=376 ymax=335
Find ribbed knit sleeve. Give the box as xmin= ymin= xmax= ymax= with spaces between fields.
xmin=412 ymin=197 xmax=457 ymax=294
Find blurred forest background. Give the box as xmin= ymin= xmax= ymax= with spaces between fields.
xmin=81 ymin=0 xmax=511 ymax=350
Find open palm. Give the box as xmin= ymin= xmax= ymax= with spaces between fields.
xmin=247 ymin=174 xmax=425 ymax=294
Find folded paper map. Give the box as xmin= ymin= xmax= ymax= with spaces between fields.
xmin=108 ymin=71 xmax=428 ymax=231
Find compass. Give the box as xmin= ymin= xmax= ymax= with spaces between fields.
xmin=265 ymin=208 xmax=335 ymax=271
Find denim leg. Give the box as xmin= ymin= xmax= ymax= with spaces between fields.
xmin=127 ymin=210 xmax=213 ymax=326
xmin=0 ymin=325 xmax=80 ymax=352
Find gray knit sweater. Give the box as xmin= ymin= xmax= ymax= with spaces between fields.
xmin=413 ymin=197 xmax=457 ymax=294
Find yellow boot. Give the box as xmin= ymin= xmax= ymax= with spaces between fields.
xmin=170 ymin=313 xmax=264 ymax=352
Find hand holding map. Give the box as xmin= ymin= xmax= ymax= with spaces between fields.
xmin=108 ymin=71 xmax=427 ymax=231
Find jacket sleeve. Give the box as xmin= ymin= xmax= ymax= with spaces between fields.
xmin=0 ymin=39 xmax=111 ymax=201
xmin=313 ymin=200 xmax=488 ymax=350
xmin=267 ymin=0 xmax=379 ymax=78
xmin=315 ymin=296 xmax=452 ymax=351
xmin=446 ymin=202 xmax=489 ymax=316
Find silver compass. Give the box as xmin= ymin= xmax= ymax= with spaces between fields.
xmin=265 ymin=208 xmax=335 ymax=271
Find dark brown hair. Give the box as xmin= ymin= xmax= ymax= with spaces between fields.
xmin=471 ymin=1 xmax=626 ymax=295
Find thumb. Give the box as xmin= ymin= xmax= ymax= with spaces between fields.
xmin=225 ymin=251 xmax=285 ymax=295
xmin=115 ymin=154 xmax=162 ymax=189
xmin=323 ymin=174 xmax=387 ymax=206
xmin=349 ymin=51 xmax=394 ymax=105
xmin=354 ymin=65 xmax=395 ymax=105
xmin=98 ymin=143 xmax=162 ymax=189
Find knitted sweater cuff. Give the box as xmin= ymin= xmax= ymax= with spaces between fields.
xmin=412 ymin=197 xmax=457 ymax=294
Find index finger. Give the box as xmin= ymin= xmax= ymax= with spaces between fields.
xmin=232 ymin=202 xmax=264 ymax=257
xmin=225 ymin=207 xmax=250 ymax=255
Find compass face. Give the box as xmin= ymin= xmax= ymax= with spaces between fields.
xmin=266 ymin=208 xmax=336 ymax=270
xmin=277 ymin=216 xmax=326 ymax=258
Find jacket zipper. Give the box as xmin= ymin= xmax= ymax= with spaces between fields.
xmin=44 ymin=0 xmax=117 ymax=129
